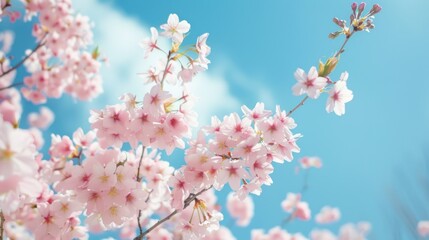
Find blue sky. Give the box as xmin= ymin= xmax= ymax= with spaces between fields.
xmin=2 ymin=0 xmax=429 ymax=239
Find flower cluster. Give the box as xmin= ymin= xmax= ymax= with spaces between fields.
xmin=292 ymin=67 xmax=353 ymax=116
xmin=170 ymin=103 xmax=300 ymax=211
xmin=11 ymin=0 xmax=102 ymax=104
xmin=329 ymin=2 xmax=382 ymax=39
xmin=282 ymin=192 xmax=311 ymax=221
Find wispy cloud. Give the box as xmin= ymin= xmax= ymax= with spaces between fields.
xmin=73 ymin=0 xmax=275 ymax=126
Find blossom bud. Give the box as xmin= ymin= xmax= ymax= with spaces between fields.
xmin=318 ymin=56 xmax=339 ymax=77
xmin=91 ymin=46 xmax=100 ymax=59
xmin=351 ymin=2 xmax=357 ymax=12
xmin=350 ymin=14 xmax=355 ymax=23
xmin=370 ymin=4 xmax=382 ymax=15
xmin=328 ymin=31 xmax=341 ymax=39
xmin=357 ymin=2 xmax=366 ymax=18
xmin=358 ymin=2 xmax=366 ymax=12
xmin=333 ymin=18 xmax=345 ymax=28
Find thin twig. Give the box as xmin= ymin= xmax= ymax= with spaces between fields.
xmin=0 ymin=210 xmax=5 ymax=240
xmin=286 ymin=96 xmax=309 ymax=117
xmin=137 ymin=210 xmax=143 ymax=237
xmin=334 ymin=31 xmax=354 ymax=58
xmin=133 ymin=186 xmax=213 ymax=240
xmin=0 ymin=34 xmax=48 ymax=79
xmin=160 ymin=51 xmax=172 ymax=90
xmin=0 ymin=81 xmax=23 ymax=91
xmin=136 ymin=146 xmax=146 ymax=182
xmin=286 ymin=31 xmax=355 ymax=117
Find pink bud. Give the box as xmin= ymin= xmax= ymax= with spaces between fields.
xmin=371 ymin=4 xmax=382 ymax=14
xmin=358 ymin=2 xmax=366 ymax=13
xmin=351 ymin=2 xmax=357 ymax=12
xmin=350 ymin=14 xmax=355 ymax=22
xmin=333 ymin=17 xmax=341 ymax=27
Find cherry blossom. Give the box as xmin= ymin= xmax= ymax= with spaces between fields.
xmin=28 ymin=106 xmax=54 ymax=129
xmin=326 ymin=72 xmax=353 ymax=116
xmin=160 ymin=14 xmax=190 ymax=44
xmin=226 ymin=192 xmax=254 ymax=226
xmin=310 ymin=229 xmax=336 ymax=240
xmin=292 ymin=66 xmax=327 ymax=99
xmin=281 ymin=193 xmax=311 ymax=221
xmin=418 ymin=221 xmax=429 ymax=237
xmin=300 ymin=156 xmax=322 ymax=169
xmin=315 ymin=206 xmax=341 ymax=224
xmin=141 ymin=27 xmax=159 ymax=58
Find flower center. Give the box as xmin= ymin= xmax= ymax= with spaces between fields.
xmin=0 ymin=148 xmax=14 ymax=160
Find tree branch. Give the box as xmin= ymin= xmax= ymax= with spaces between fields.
xmin=136 ymin=146 xmax=146 ymax=182
xmin=0 ymin=34 xmax=47 ymax=79
xmin=0 ymin=210 xmax=5 ymax=240
xmin=286 ymin=31 xmax=355 ymax=117
xmin=0 ymin=81 xmax=23 ymax=92
xmin=133 ymin=186 xmax=213 ymax=240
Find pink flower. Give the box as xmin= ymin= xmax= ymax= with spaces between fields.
xmin=294 ymin=201 xmax=311 ymax=221
xmin=143 ymin=85 xmax=171 ymax=116
xmin=292 ymin=66 xmax=327 ymax=99
xmin=49 ymin=134 xmax=74 ymax=159
xmin=28 ymin=106 xmax=54 ymax=129
xmin=196 ymin=33 xmax=211 ymax=68
xmin=281 ymin=193 xmax=301 ymax=212
xmin=281 ymin=193 xmax=311 ymax=221
xmin=0 ymin=120 xmax=37 ymax=179
xmin=315 ymin=206 xmax=341 ymax=224
xmin=218 ymin=161 xmax=249 ymax=191
xmin=338 ymin=222 xmax=371 ymax=240
xmin=0 ymin=31 xmax=14 ymax=53
xmin=241 ymin=102 xmax=271 ymax=122
xmin=226 ymin=192 xmax=254 ymax=226
xmin=300 ymin=156 xmax=322 ymax=169
xmin=140 ymin=27 xmax=159 ymax=58
xmin=72 ymin=128 xmax=96 ymax=148
xmin=203 ymin=226 xmax=236 ymax=240
xmin=310 ymin=229 xmax=336 ymax=240
xmin=178 ymin=65 xmax=205 ymax=83
xmin=326 ymin=72 xmax=353 ymax=116
xmin=160 ymin=14 xmax=190 ymax=43
xmin=418 ymin=221 xmax=429 ymax=237
xmin=87 ymin=161 xmax=117 ymax=191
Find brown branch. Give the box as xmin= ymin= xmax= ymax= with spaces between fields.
xmin=136 ymin=146 xmax=146 ymax=182
xmin=0 ymin=34 xmax=48 ymax=79
xmin=0 ymin=81 xmax=23 ymax=91
xmin=133 ymin=186 xmax=213 ymax=240
xmin=0 ymin=210 xmax=5 ymax=240
xmin=137 ymin=210 xmax=143 ymax=237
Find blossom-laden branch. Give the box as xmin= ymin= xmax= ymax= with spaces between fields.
xmin=288 ymin=3 xmax=381 ymax=117
xmin=0 ymin=33 xmax=47 ymax=79
xmin=133 ymin=186 xmax=213 ymax=240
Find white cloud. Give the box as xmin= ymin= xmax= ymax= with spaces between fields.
xmin=73 ymin=0 xmax=270 ymax=126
